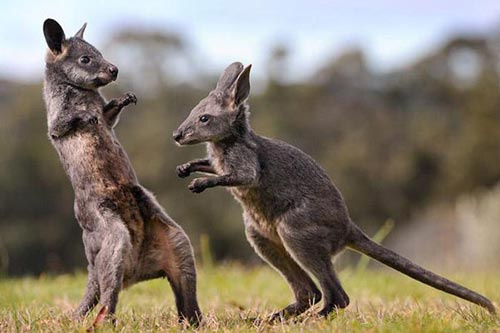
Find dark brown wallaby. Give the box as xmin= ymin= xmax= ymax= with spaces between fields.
xmin=42 ymin=18 xmax=201 ymax=327
xmin=173 ymin=62 xmax=496 ymax=318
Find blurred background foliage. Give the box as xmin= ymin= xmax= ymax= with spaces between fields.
xmin=1 ymin=24 xmax=500 ymax=276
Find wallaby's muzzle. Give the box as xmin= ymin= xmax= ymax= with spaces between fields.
xmin=173 ymin=130 xmax=182 ymax=142
xmin=95 ymin=64 xmax=119 ymax=87
xmin=100 ymin=64 xmax=118 ymax=81
xmin=107 ymin=65 xmax=118 ymax=80
xmin=173 ymin=127 xmax=197 ymax=145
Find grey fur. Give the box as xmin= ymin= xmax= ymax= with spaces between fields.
xmin=42 ymin=19 xmax=201 ymax=326
xmin=174 ymin=61 xmax=496 ymax=318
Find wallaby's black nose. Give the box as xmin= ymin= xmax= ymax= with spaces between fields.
xmin=173 ymin=131 xmax=182 ymax=142
xmin=108 ymin=65 xmax=118 ymax=78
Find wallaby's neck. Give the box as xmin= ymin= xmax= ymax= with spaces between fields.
xmin=215 ymin=108 xmax=256 ymax=149
xmin=232 ymin=107 xmax=251 ymax=134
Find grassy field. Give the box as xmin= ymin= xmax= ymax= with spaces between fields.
xmin=0 ymin=264 xmax=498 ymax=332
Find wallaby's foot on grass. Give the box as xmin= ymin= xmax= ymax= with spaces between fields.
xmin=269 ymin=287 xmax=322 ymax=321
xmin=269 ymin=300 xmax=320 ymax=322
xmin=86 ymin=306 xmax=110 ymax=332
xmin=178 ymin=311 xmax=203 ymax=328
xmin=318 ymin=301 xmax=349 ymax=317
xmin=317 ymin=288 xmax=350 ymax=317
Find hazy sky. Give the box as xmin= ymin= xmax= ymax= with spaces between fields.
xmin=1 ymin=0 xmax=500 ymax=81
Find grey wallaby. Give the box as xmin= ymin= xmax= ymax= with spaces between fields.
xmin=173 ymin=62 xmax=496 ymax=318
xmin=42 ymin=19 xmax=201 ymax=327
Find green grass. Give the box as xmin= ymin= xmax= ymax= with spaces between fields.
xmin=0 ymin=264 xmax=498 ymax=332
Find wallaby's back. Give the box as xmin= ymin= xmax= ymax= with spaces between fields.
xmin=220 ymin=133 xmax=350 ymax=224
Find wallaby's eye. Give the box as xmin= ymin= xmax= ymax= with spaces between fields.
xmin=79 ymin=56 xmax=90 ymax=64
xmin=199 ymin=115 xmax=210 ymax=123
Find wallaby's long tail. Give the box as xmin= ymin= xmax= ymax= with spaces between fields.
xmin=348 ymin=225 xmax=496 ymax=314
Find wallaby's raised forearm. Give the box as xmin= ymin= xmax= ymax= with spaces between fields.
xmin=174 ymin=61 xmax=496 ymax=319
xmin=177 ymin=158 xmax=216 ymax=177
xmin=49 ymin=111 xmax=97 ymax=138
xmin=103 ymin=92 xmax=137 ymax=127
xmin=188 ymin=172 xmax=256 ymax=193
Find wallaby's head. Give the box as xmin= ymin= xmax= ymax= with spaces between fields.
xmin=43 ymin=18 xmax=118 ymax=89
xmin=174 ymin=62 xmax=251 ymax=145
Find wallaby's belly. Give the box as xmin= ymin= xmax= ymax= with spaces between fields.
xmin=230 ymin=186 xmax=293 ymax=233
xmin=230 ymin=173 xmax=349 ymax=238
xmin=55 ymin=128 xmax=146 ymax=237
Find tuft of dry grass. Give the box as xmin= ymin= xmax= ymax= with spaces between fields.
xmin=0 ymin=264 xmax=498 ymax=332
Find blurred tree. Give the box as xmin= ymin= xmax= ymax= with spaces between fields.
xmin=1 ymin=27 xmax=500 ymax=275
xmin=103 ymin=28 xmax=203 ymax=95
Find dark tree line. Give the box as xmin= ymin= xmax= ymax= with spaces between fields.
xmin=1 ymin=27 xmax=499 ymax=275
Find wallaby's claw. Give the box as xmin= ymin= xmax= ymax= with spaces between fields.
xmin=176 ymin=163 xmax=191 ymax=178
xmin=188 ymin=178 xmax=207 ymax=193
xmin=120 ymin=92 xmax=137 ymax=106
xmin=127 ymin=92 xmax=137 ymax=104
xmin=268 ymin=311 xmax=286 ymax=323
xmin=88 ymin=116 xmax=98 ymax=125
xmin=80 ymin=113 xmax=98 ymax=126
xmin=268 ymin=307 xmax=295 ymax=323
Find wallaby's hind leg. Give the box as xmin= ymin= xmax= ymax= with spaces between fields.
xmin=73 ymin=265 xmax=100 ymax=318
xmin=277 ymin=223 xmax=350 ymax=317
xmin=245 ymin=220 xmax=321 ymax=320
xmin=93 ymin=221 xmax=132 ymax=324
xmin=153 ymin=221 xmax=202 ymax=326
xmin=132 ymin=186 xmax=201 ymax=325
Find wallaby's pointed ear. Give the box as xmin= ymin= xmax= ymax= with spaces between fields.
xmin=233 ymin=65 xmax=252 ymax=106
xmin=74 ymin=22 xmax=87 ymax=39
xmin=216 ymin=62 xmax=244 ymax=92
xmin=43 ymin=18 xmax=66 ymax=54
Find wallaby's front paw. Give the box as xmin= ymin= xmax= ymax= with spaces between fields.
xmin=176 ymin=163 xmax=191 ymax=178
xmin=119 ymin=92 xmax=137 ymax=106
xmin=81 ymin=113 xmax=98 ymax=125
xmin=87 ymin=116 xmax=98 ymax=125
xmin=188 ymin=178 xmax=209 ymax=193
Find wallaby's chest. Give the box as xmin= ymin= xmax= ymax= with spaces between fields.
xmin=207 ymin=144 xmax=229 ymax=175
xmin=243 ymin=205 xmax=280 ymax=240
xmin=52 ymin=113 xmax=136 ymax=195
xmin=55 ymin=115 xmax=113 ymax=164
xmin=231 ymin=186 xmax=283 ymax=227
xmin=207 ymin=142 xmax=282 ymax=225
